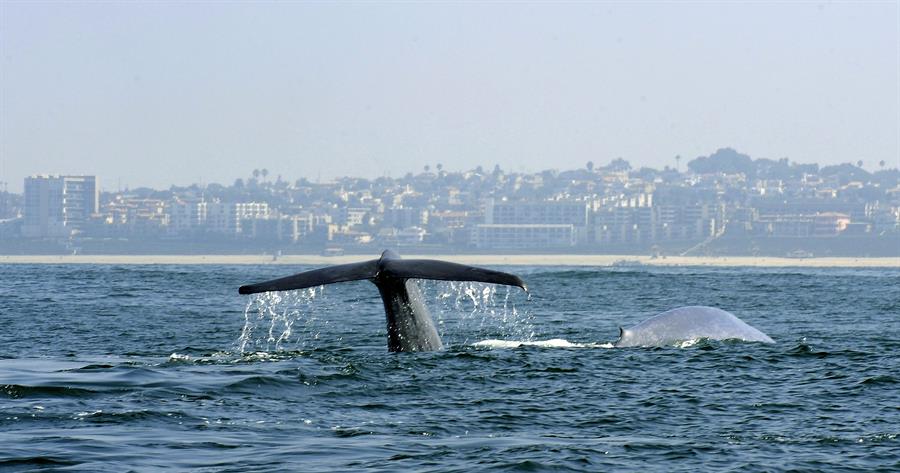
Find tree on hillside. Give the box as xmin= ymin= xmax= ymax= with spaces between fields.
xmin=632 ymin=166 xmax=662 ymax=181
xmin=820 ymin=163 xmax=871 ymax=184
xmin=606 ymin=157 xmax=631 ymax=172
xmin=791 ymin=162 xmax=819 ymax=175
xmin=871 ymin=168 xmax=900 ymax=188
xmin=755 ymin=157 xmax=794 ymax=180
xmin=687 ymin=148 xmax=754 ymax=176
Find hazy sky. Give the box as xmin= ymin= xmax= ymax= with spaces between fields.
xmin=1 ymin=2 xmax=897 ymax=192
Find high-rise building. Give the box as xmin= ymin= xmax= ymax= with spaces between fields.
xmin=207 ymin=201 xmax=270 ymax=235
xmin=484 ymin=198 xmax=589 ymax=226
xmin=21 ymin=175 xmax=98 ymax=238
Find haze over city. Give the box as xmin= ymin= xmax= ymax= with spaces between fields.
xmin=1 ymin=2 xmax=897 ymax=193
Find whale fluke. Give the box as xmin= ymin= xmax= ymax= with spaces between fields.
xmin=381 ymin=259 xmax=526 ymax=291
xmin=238 ymin=259 xmax=380 ymax=294
xmin=239 ymin=250 xmax=527 ymax=352
xmin=614 ymin=306 xmax=774 ymax=348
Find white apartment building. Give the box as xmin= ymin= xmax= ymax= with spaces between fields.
xmin=484 ymin=198 xmax=590 ymax=226
xmin=473 ymin=224 xmax=576 ymax=249
xmin=167 ymin=199 xmax=208 ymax=235
xmin=22 ymin=175 xmax=98 ymax=238
xmin=207 ymin=201 xmax=270 ymax=235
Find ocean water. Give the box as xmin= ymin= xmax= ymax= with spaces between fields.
xmin=1 ymin=263 xmax=898 ymax=471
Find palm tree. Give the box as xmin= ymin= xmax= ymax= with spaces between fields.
xmin=252 ymin=169 xmax=260 ymax=180
xmin=261 ymin=168 xmax=269 ymax=181
xmin=879 ymin=160 xmax=886 ymax=170
xmin=856 ymin=160 xmax=863 ymax=169
xmin=586 ymin=161 xmax=594 ymax=172
xmin=436 ymin=163 xmax=443 ymax=172
xmin=424 ymin=165 xmax=430 ymax=173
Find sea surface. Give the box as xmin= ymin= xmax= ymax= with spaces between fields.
xmin=1 ymin=263 xmax=898 ymax=472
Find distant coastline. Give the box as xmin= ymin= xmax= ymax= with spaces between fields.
xmin=2 ymin=254 xmax=898 ymax=268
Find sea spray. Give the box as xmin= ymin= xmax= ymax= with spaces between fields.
xmin=237 ymin=280 xmax=533 ymax=352
xmin=238 ymin=286 xmax=326 ymax=353
xmin=420 ymin=280 xmax=535 ymax=347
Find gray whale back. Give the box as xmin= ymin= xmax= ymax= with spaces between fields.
xmin=615 ymin=306 xmax=774 ymax=348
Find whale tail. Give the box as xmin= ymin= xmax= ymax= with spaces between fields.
xmin=238 ymin=250 xmax=528 ymax=352
xmin=238 ymin=250 xmax=527 ymax=295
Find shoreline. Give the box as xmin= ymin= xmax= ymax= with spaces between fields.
xmin=1 ymin=254 xmax=898 ymax=268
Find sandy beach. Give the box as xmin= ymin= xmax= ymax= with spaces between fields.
xmin=1 ymin=254 xmax=898 ymax=268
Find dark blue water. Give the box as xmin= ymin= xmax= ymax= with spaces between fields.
xmin=1 ymin=264 xmax=898 ymax=471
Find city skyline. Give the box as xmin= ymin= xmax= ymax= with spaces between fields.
xmin=4 ymin=147 xmax=897 ymax=258
xmin=6 ymin=143 xmax=899 ymax=196
xmin=2 ymin=2 xmax=898 ymax=193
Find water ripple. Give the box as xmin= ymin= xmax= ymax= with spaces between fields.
xmin=0 ymin=264 xmax=898 ymax=470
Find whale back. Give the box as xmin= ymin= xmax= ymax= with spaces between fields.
xmin=615 ymin=306 xmax=774 ymax=347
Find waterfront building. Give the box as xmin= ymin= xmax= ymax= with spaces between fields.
xmin=655 ymin=204 xmax=719 ymax=240
xmin=207 ymin=201 xmax=270 ymax=235
xmin=594 ymin=206 xmax=655 ymax=244
xmin=813 ymin=213 xmax=851 ymax=236
xmin=336 ymin=207 xmax=371 ymax=227
xmin=101 ymin=196 xmax=168 ymax=237
xmin=284 ymin=212 xmax=317 ymax=242
xmin=751 ymin=212 xmax=849 ymax=237
xmin=473 ymin=224 xmax=576 ymax=249
xmin=484 ymin=198 xmax=589 ymax=226
xmin=384 ymin=206 xmax=428 ymax=229
xmin=397 ymin=226 xmax=427 ymax=244
xmin=167 ymin=198 xmax=208 ymax=236
xmin=21 ymin=175 xmax=98 ymax=238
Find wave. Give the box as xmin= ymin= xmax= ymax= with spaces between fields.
xmin=527 ymin=269 xmax=651 ymax=280
xmin=0 ymin=457 xmax=79 ymax=468
xmin=165 ymin=350 xmax=317 ymax=365
xmin=0 ymin=384 xmax=98 ymax=399
xmin=859 ymin=375 xmax=897 ymax=386
xmin=472 ymin=336 xmax=777 ymax=350
xmin=472 ymin=339 xmax=613 ymax=349
xmin=72 ymin=409 xmax=195 ymax=424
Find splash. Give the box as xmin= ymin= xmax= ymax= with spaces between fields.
xmin=417 ymin=280 xmax=535 ymax=347
xmin=237 ymin=287 xmax=326 ymax=353
xmin=236 ymin=280 xmax=533 ymax=352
